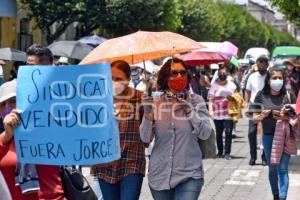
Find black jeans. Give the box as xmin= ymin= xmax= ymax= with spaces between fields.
xmin=214 ymin=119 xmax=233 ymax=155
xmin=248 ymin=119 xmax=257 ymax=160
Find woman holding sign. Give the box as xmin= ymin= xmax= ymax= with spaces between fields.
xmin=91 ymin=60 xmax=146 ymax=200
xmin=0 ymin=80 xmax=66 ymax=200
xmin=140 ymin=58 xmax=213 ymax=200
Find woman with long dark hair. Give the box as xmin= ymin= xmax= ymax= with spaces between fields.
xmin=253 ymin=66 xmax=296 ymax=200
xmin=140 ymin=58 xmax=213 ymax=200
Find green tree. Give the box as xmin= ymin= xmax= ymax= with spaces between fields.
xmin=20 ymin=0 xmax=104 ymax=44
xmin=267 ymin=0 xmax=300 ymax=27
xmin=21 ymin=0 xmax=181 ymax=44
xmin=98 ymin=0 xmax=181 ymax=37
xmin=177 ymin=0 xmax=224 ymax=41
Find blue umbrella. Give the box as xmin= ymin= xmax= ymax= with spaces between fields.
xmin=78 ymin=35 xmax=106 ymax=46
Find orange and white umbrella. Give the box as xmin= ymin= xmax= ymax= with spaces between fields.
xmin=80 ymin=31 xmax=204 ymax=65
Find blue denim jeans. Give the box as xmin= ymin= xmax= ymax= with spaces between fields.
xmin=150 ymin=178 xmax=204 ymax=200
xmin=263 ymin=134 xmax=290 ymax=199
xmin=97 ymin=174 xmax=143 ymax=200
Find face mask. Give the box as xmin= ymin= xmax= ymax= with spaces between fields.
xmin=258 ymin=69 xmax=267 ymax=75
xmin=218 ymin=74 xmax=227 ymax=81
xmin=0 ymin=107 xmax=13 ymax=118
xmin=168 ymin=76 xmax=188 ymax=93
xmin=270 ymin=79 xmax=283 ymax=92
xmin=112 ymin=81 xmax=127 ymax=96
xmin=151 ymin=91 xmax=164 ymax=97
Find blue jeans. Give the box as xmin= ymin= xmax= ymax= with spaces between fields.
xmin=97 ymin=174 xmax=143 ymax=200
xmin=263 ymin=134 xmax=290 ymax=199
xmin=150 ymin=178 xmax=204 ymax=200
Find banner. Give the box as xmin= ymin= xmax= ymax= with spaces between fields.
xmin=15 ymin=63 xmax=120 ymax=165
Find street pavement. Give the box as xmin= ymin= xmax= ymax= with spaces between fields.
xmin=84 ymin=118 xmax=300 ymax=200
xmin=140 ymin=118 xmax=300 ymax=200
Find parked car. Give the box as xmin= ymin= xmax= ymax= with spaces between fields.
xmin=244 ymin=47 xmax=270 ymax=62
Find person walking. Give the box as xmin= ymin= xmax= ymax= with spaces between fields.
xmin=208 ymin=65 xmax=236 ymax=160
xmin=140 ymin=58 xmax=213 ymax=200
xmin=245 ymin=55 xmax=269 ymax=166
xmin=91 ymin=60 xmax=146 ymax=200
xmin=252 ymin=66 xmax=296 ymax=200
xmin=0 ymin=80 xmax=66 ymax=200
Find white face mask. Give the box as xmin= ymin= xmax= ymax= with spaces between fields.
xmin=270 ymin=79 xmax=283 ymax=92
xmin=112 ymin=81 xmax=126 ymax=96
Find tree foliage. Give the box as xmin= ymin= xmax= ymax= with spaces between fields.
xmin=267 ymin=0 xmax=300 ymax=27
xmin=177 ymin=0 xmax=224 ymax=41
xmin=21 ymin=0 xmax=299 ymax=53
xmin=21 ymin=0 xmax=181 ymax=44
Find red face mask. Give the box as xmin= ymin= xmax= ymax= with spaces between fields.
xmin=168 ymin=76 xmax=188 ymax=92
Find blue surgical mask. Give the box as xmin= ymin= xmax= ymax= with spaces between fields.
xmin=270 ymin=79 xmax=283 ymax=92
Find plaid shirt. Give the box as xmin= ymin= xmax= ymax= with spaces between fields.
xmin=91 ymin=88 xmax=146 ymax=184
xmin=212 ymin=96 xmax=229 ymax=120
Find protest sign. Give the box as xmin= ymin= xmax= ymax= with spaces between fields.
xmin=14 ymin=63 xmax=120 ymax=165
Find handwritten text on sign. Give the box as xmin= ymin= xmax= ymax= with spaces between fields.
xmin=15 ymin=64 xmax=120 ymax=165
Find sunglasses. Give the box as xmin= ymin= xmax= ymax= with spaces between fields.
xmin=170 ymin=70 xmax=187 ymax=77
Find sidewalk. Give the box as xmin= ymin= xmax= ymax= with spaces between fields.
xmin=139 ymin=118 xmax=300 ymax=200
xmin=83 ymin=118 xmax=300 ymax=200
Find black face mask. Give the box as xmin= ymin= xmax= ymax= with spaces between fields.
xmin=258 ymin=69 xmax=267 ymax=75
xmin=219 ymin=74 xmax=227 ymax=81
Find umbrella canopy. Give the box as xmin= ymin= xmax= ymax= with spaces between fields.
xmin=80 ymin=31 xmax=204 ymax=65
xmin=272 ymin=46 xmax=300 ymax=57
xmin=199 ymin=41 xmax=238 ymax=58
xmin=177 ymin=51 xmax=226 ymax=65
xmin=230 ymin=56 xmax=240 ymax=68
xmin=78 ymin=35 xmax=106 ymax=46
xmin=176 ymin=41 xmax=238 ymax=66
xmin=48 ymin=41 xmax=93 ymax=60
xmin=0 ymin=48 xmax=26 ymax=62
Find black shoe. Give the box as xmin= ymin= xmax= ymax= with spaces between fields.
xmin=249 ymin=159 xmax=256 ymax=166
xmin=216 ymin=153 xmax=223 ymax=158
xmin=262 ymin=154 xmax=267 ymax=166
xmin=273 ymin=193 xmax=279 ymax=200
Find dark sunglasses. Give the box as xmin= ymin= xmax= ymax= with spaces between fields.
xmin=170 ymin=70 xmax=187 ymax=77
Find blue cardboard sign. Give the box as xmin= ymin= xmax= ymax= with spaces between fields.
xmin=15 ymin=63 xmax=120 ymax=165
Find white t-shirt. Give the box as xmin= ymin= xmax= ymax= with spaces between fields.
xmin=246 ymin=71 xmax=266 ymax=103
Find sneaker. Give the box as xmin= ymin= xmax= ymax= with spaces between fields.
xmin=224 ymin=154 xmax=232 ymax=160
xmin=216 ymin=153 xmax=223 ymax=158
xmin=249 ymin=159 xmax=256 ymax=166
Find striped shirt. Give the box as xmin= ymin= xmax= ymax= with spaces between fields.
xmin=209 ymin=81 xmax=236 ymax=120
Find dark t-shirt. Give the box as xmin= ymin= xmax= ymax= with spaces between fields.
xmin=253 ymin=91 xmax=296 ymax=135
